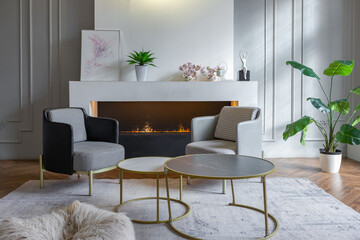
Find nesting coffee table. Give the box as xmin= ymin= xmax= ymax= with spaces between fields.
xmin=164 ymin=154 xmax=279 ymax=239
xmin=116 ymin=156 xmax=190 ymax=224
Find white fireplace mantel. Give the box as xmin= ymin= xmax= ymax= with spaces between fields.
xmin=69 ymin=81 xmax=258 ymax=116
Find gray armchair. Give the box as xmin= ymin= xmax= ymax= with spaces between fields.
xmin=40 ymin=108 xmax=124 ymax=195
xmin=185 ymin=106 xmax=262 ymax=192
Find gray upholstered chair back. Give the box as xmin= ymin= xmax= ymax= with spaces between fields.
xmin=214 ymin=106 xmax=259 ymax=141
xmin=47 ymin=108 xmax=87 ymax=142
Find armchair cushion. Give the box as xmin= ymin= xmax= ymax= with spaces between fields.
xmin=73 ymin=141 xmax=124 ymax=171
xmin=214 ymin=107 xmax=258 ymax=141
xmin=186 ymin=140 xmax=236 ymax=155
xmin=48 ymin=109 xmax=87 ymax=142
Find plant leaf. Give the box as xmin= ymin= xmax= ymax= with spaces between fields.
xmin=336 ymin=124 xmax=360 ymax=145
xmin=350 ymin=85 xmax=360 ymax=95
xmin=323 ymin=60 xmax=354 ymax=76
xmin=286 ymin=61 xmax=320 ymax=80
xmin=300 ymin=125 xmax=309 ymax=146
xmin=352 ymin=115 xmax=360 ymax=127
xmin=355 ymin=103 xmax=360 ymax=112
xmin=329 ymin=99 xmax=350 ymax=115
xmin=283 ymin=116 xmax=313 ymax=141
xmin=307 ymin=97 xmax=330 ymax=113
xmin=127 ymin=50 xmax=156 ymax=67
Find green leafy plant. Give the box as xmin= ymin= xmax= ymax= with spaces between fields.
xmin=283 ymin=60 xmax=360 ymax=153
xmin=127 ymin=50 xmax=157 ymax=67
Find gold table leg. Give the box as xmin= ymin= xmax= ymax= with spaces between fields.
xmin=222 ymin=179 xmax=226 ymax=194
xmin=156 ymin=174 xmax=160 ymax=222
xmin=231 ymin=179 xmax=235 ymax=205
xmin=262 ymin=176 xmax=269 ymax=237
xmin=120 ymin=170 xmax=123 ymax=204
xmin=179 ymin=175 xmax=183 ymax=201
xmin=165 ymin=171 xmax=172 ymax=222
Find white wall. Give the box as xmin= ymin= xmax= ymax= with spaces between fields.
xmin=235 ymin=0 xmax=358 ymax=157
xmin=94 ymin=0 xmax=234 ymax=81
xmin=0 ymin=0 xmax=93 ymax=159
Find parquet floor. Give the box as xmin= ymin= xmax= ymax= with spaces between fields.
xmin=0 ymin=157 xmax=359 ymax=212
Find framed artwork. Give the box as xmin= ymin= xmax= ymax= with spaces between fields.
xmin=80 ymin=30 xmax=121 ymax=81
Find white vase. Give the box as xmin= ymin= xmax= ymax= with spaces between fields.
xmin=135 ymin=65 xmax=147 ymax=82
xmin=319 ymin=149 xmax=342 ymax=173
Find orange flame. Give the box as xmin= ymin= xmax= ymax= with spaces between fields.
xmin=122 ymin=122 xmax=190 ymax=133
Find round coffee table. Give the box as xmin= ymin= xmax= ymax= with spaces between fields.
xmin=116 ymin=156 xmax=190 ymax=224
xmin=164 ymin=154 xmax=279 ymax=239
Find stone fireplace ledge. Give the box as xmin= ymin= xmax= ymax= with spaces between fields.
xmin=69 ymin=81 xmax=258 ymax=116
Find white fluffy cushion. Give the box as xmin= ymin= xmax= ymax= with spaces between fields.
xmin=0 ymin=201 xmax=135 ymax=240
xmin=214 ymin=107 xmax=258 ymax=141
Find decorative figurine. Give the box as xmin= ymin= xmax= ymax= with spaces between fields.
xmin=240 ymin=49 xmax=249 ymax=80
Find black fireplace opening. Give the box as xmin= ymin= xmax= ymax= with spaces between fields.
xmin=98 ymin=101 xmax=232 ymax=158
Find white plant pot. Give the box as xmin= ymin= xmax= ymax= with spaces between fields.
xmin=319 ymin=149 xmax=342 ymax=173
xmin=135 ymin=65 xmax=147 ymax=82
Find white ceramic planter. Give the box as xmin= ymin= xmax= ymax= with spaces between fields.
xmin=135 ymin=65 xmax=147 ymax=82
xmin=319 ymin=149 xmax=342 ymax=173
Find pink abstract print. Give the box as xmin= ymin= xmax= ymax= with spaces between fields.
xmin=85 ymin=34 xmax=114 ymax=77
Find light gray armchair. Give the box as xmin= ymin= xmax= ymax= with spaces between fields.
xmin=185 ymin=106 xmax=262 ymax=193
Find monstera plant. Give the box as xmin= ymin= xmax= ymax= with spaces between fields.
xmin=283 ymin=60 xmax=360 ymax=173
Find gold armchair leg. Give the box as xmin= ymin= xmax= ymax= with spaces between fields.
xmin=222 ymin=179 xmax=226 ymax=194
xmin=39 ymin=155 xmax=44 ymax=189
xmin=187 ymin=176 xmax=191 ymax=185
xmin=88 ymin=170 xmax=93 ymax=196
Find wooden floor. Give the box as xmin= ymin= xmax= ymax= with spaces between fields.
xmin=0 ymin=157 xmax=359 ymax=212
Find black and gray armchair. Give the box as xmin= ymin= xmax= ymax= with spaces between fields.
xmin=185 ymin=106 xmax=262 ymax=193
xmin=40 ymin=108 xmax=124 ymax=195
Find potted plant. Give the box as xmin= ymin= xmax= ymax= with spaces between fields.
xmin=283 ymin=60 xmax=360 ymax=173
xmin=127 ymin=50 xmax=157 ymax=81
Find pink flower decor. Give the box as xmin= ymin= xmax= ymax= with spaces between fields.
xmin=202 ymin=66 xmax=223 ymax=81
xmin=179 ymin=62 xmax=202 ymax=81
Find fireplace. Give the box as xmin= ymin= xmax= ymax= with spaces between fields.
xmin=69 ymin=81 xmax=258 ymax=157
xmin=97 ymin=101 xmax=233 ymax=158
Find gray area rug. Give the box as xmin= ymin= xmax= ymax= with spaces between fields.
xmin=0 ymin=177 xmax=359 ymax=240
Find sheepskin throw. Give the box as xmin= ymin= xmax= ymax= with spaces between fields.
xmin=0 ymin=201 xmax=135 ymax=240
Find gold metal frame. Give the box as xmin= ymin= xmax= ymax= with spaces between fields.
xmin=116 ymin=196 xmax=190 ymax=224
xmin=164 ymin=155 xmax=279 ymax=240
xmin=39 ymin=154 xmax=118 ymax=196
xmin=116 ymin=159 xmax=190 ymax=224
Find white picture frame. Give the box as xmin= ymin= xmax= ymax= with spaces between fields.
xmin=80 ymin=30 xmax=121 ymax=81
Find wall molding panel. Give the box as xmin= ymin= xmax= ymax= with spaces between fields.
xmin=236 ymin=0 xmax=355 ymax=157
xmin=0 ymin=0 xmax=94 ymax=158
